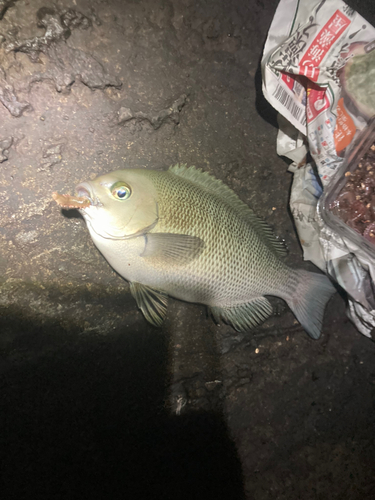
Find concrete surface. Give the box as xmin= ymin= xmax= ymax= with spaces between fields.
xmin=1 ymin=0 xmax=375 ymax=499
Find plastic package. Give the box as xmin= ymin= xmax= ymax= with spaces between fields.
xmin=319 ymin=117 xmax=375 ymax=258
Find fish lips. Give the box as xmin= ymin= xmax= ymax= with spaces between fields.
xmin=75 ymin=182 xmax=95 ymax=208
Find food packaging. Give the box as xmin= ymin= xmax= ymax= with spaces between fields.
xmin=319 ymin=117 xmax=375 ymax=257
xmin=261 ymin=0 xmax=375 ymax=336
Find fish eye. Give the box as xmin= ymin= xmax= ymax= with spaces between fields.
xmin=111 ymin=182 xmax=131 ymax=201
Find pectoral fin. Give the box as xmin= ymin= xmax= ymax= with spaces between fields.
xmin=141 ymin=233 xmax=205 ymax=265
xmin=129 ymin=282 xmax=168 ymax=327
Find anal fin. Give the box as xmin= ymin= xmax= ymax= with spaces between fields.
xmin=129 ymin=282 xmax=168 ymax=327
xmin=210 ymin=297 xmax=273 ymax=332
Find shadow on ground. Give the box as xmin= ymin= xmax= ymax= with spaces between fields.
xmin=0 ymin=308 xmax=245 ymax=500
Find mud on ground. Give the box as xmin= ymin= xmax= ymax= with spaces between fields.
xmin=1 ymin=1 xmax=375 ymax=499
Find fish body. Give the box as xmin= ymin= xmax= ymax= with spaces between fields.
xmin=61 ymin=165 xmax=334 ymax=338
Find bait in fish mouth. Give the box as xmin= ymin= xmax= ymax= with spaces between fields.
xmin=53 ymin=164 xmax=335 ymax=339
xmin=52 ymin=192 xmax=91 ymax=209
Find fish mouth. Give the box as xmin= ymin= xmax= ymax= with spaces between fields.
xmin=75 ymin=182 xmax=95 ymax=207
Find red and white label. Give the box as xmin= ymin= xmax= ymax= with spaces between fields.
xmin=281 ymin=73 xmax=295 ymax=90
xmin=299 ymin=10 xmax=350 ymax=81
xmin=306 ymin=84 xmax=330 ymax=123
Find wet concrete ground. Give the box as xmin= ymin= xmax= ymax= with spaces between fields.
xmin=1 ymin=0 xmax=375 ymax=498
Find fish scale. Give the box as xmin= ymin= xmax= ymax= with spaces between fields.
xmin=148 ymin=169 xmax=288 ymax=304
xmin=54 ymin=164 xmax=335 ymax=338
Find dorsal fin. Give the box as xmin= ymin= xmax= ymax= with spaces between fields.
xmin=168 ymin=164 xmax=287 ymax=257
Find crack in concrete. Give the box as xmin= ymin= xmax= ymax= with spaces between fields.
xmin=117 ymin=94 xmax=188 ymax=130
xmin=0 ymin=6 xmax=121 ymax=116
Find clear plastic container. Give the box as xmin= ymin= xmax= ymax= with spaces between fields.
xmin=318 ymin=116 xmax=375 ymax=258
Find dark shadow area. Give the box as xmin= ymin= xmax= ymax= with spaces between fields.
xmin=0 ymin=309 xmax=245 ymax=500
xmin=254 ymin=56 xmax=279 ymax=129
xmin=245 ymin=348 xmax=375 ymax=499
xmin=61 ymin=207 xmax=84 ymax=220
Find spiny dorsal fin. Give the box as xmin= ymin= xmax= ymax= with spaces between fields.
xmin=169 ymin=164 xmax=287 ymax=257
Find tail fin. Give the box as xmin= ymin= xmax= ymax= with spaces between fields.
xmin=284 ymin=270 xmax=335 ymax=339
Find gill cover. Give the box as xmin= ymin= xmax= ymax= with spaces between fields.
xmin=78 ymin=169 xmax=159 ymax=239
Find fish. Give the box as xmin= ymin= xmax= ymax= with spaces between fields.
xmin=53 ymin=165 xmax=335 ymax=338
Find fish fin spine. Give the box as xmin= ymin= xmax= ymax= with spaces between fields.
xmin=210 ymin=297 xmax=273 ymax=332
xmin=129 ymin=282 xmax=168 ymax=327
xmin=168 ymin=164 xmax=287 ymax=257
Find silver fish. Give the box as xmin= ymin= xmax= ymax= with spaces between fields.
xmin=56 ymin=165 xmax=335 ymax=338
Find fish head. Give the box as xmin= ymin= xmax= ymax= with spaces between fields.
xmin=76 ymin=169 xmax=158 ymax=239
